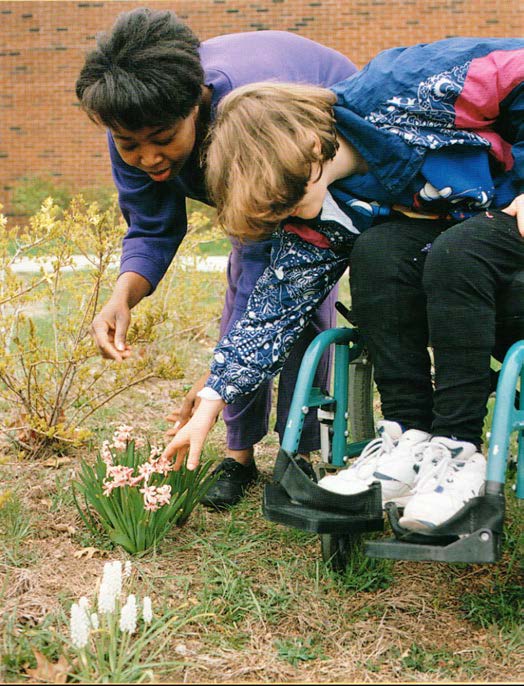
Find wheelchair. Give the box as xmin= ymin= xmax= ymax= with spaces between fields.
xmin=263 ymin=294 xmax=524 ymax=568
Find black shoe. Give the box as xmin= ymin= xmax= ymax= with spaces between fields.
xmin=293 ymin=455 xmax=318 ymax=482
xmin=200 ymin=457 xmax=258 ymax=509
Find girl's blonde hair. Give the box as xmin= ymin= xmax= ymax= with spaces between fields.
xmin=205 ymin=82 xmax=338 ymax=240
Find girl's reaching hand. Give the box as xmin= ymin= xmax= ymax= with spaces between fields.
xmin=161 ymin=397 xmax=225 ymax=471
xmin=503 ymin=194 xmax=524 ymax=236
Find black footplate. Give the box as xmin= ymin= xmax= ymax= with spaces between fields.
xmin=262 ymin=449 xmax=384 ymax=535
xmin=365 ymin=495 xmax=505 ymax=563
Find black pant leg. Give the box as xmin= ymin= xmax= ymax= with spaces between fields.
xmin=349 ymin=219 xmax=446 ymax=432
xmin=424 ymin=210 xmax=524 ymax=446
xmin=494 ymin=269 xmax=524 ymax=362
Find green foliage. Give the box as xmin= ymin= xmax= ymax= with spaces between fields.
xmin=10 ymin=175 xmax=116 ymax=218
xmin=275 ymin=636 xmax=325 ymax=666
xmin=1 ymin=611 xmax=63 ymax=682
xmin=72 ymin=429 xmax=216 ymax=554
xmin=360 ymin=642 xmax=484 ymax=678
xmin=460 ymin=581 xmax=523 ymax=631
xmin=0 ymin=490 xmax=33 ymax=567
xmin=11 ymin=176 xmax=73 ymax=217
xmin=335 ymin=536 xmax=395 ymax=593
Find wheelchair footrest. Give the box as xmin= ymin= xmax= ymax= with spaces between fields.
xmin=272 ymin=448 xmax=383 ymax=514
xmin=365 ymin=496 xmax=505 ymax=563
xmin=365 ymin=529 xmax=501 ymax=563
xmin=263 ymin=482 xmax=384 ymax=535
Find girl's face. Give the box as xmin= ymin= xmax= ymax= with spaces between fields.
xmin=289 ymin=162 xmax=328 ymax=220
xmin=111 ymin=107 xmax=199 ymax=182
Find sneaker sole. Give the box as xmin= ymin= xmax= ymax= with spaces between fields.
xmin=398 ymin=517 xmax=435 ymax=531
xmin=383 ymin=494 xmax=412 ymax=508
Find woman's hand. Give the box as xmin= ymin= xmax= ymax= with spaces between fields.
xmin=161 ymin=397 xmax=225 ymax=471
xmin=90 ymin=272 xmax=151 ymax=361
xmin=502 ymin=194 xmax=524 ymax=236
xmin=90 ymin=298 xmax=133 ymax=362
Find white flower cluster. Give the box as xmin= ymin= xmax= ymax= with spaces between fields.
xmin=119 ymin=594 xmax=138 ymax=634
xmin=69 ymin=560 xmax=154 ymax=650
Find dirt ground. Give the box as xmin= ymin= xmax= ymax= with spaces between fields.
xmin=0 ymin=371 xmax=523 ymax=684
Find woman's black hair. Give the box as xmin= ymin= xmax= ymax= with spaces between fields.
xmin=75 ymin=7 xmax=204 ymax=130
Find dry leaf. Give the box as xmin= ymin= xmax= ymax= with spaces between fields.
xmin=73 ymin=546 xmax=108 ymax=559
xmin=51 ymin=523 xmax=76 ymax=534
xmin=43 ymin=456 xmax=72 ymax=468
xmin=25 ymin=649 xmax=69 ymax=684
xmin=0 ymin=490 xmax=13 ymax=507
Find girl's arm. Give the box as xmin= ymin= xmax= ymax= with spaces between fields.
xmin=161 ymin=225 xmax=352 ymax=468
xmin=207 ymin=228 xmax=350 ymax=403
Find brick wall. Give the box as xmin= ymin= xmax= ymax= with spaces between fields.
xmin=1 ymin=0 xmax=522 ymax=216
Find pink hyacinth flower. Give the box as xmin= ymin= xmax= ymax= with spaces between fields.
xmin=138 ymin=462 xmax=155 ymax=483
xmin=100 ymin=440 xmax=113 ymax=466
xmin=140 ymin=484 xmax=161 ymax=511
xmin=149 ymin=445 xmax=162 ymax=460
xmin=151 ymin=455 xmax=173 ymax=476
xmin=140 ymin=484 xmax=171 ymax=511
xmin=103 ymin=465 xmax=135 ymax=497
xmin=156 ymin=484 xmax=172 ymax=506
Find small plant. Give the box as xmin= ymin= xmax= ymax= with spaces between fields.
xmin=275 ymin=636 xmax=324 ymax=666
xmin=65 ymin=559 xmax=204 ymax=682
xmin=72 ymin=425 xmax=216 ymax=554
xmin=0 ymin=490 xmax=33 ymax=566
xmin=0 ymin=197 xmax=181 ymax=458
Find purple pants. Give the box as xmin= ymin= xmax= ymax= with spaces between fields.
xmin=220 ymin=238 xmax=338 ymax=453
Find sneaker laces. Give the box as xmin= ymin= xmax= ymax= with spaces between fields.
xmin=349 ymin=430 xmax=397 ymax=478
xmin=412 ymin=443 xmax=460 ymax=495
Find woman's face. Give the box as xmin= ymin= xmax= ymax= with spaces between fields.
xmin=110 ymin=106 xmax=199 ymax=182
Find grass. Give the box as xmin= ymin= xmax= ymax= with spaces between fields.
xmin=1 ymin=610 xmax=65 ymax=681
xmin=0 ymin=264 xmax=523 ymax=683
xmin=197 ymin=237 xmax=231 ymax=256
xmin=0 ymin=433 xmax=522 ymax=682
xmin=0 ymin=492 xmax=34 ymax=567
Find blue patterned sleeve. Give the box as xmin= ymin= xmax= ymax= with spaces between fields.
xmin=206 ymin=228 xmax=350 ymax=403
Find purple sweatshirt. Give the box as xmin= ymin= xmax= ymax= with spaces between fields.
xmin=107 ymin=30 xmax=357 ymax=290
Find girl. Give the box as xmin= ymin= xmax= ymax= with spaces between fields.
xmin=161 ymin=37 xmax=524 ymax=531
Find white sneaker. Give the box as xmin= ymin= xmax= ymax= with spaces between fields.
xmin=399 ymin=436 xmax=487 ymax=531
xmin=317 ymin=420 xmax=402 ymax=496
xmin=372 ymin=428 xmax=431 ymax=505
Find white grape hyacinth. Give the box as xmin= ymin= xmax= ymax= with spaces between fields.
xmin=143 ymin=596 xmax=153 ymax=624
xmin=119 ymin=594 xmax=138 ymax=634
xmin=98 ymin=580 xmax=116 ymax=615
xmin=70 ymin=602 xmax=91 ymax=649
xmin=102 ymin=560 xmax=123 ymax=598
xmin=98 ymin=560 xmax=123 ymax=614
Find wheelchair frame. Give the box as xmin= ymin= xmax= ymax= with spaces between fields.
xmin=263 ymin=323 xmax=523 ymax=566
